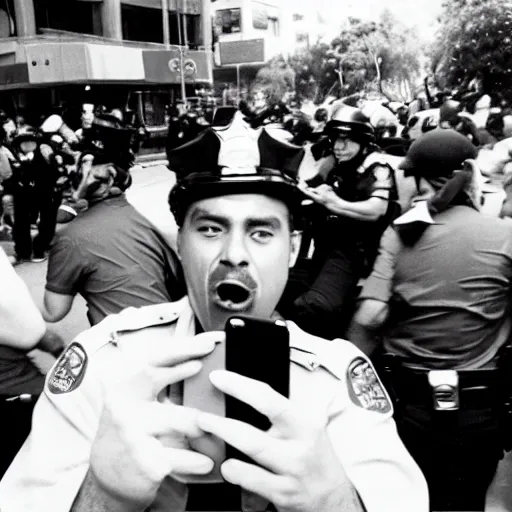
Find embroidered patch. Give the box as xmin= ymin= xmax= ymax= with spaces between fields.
xmin=347 ymin=357 xmax=392 ymax=413
xmin=48 ymin=342 xmax=88 ymax=394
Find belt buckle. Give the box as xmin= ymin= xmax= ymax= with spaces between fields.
xmin=428 ymin=370 xmax=459 ymax=411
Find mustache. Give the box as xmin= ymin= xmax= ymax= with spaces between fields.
xmin=208 ymin=266 xmax=258 ymax=292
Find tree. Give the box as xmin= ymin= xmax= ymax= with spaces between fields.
xmin=433 ymin=0 xmax=512 ymax=103
xmin=250 ymin=57 xmax=296 ymax=104
xmin=284 ymin=12 xmax=423 ymax=104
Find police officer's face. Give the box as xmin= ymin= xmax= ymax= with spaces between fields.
xmin=73 ymin=155 xmax=115 ymax=201
xmin=333 ymin=136 xmax=361 ymax=162
xmin=178 ymin=194 xmax=300 ymax=331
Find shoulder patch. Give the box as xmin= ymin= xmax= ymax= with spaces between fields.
xmin=347 ymin=357 xmax=392 ymax=413
xmin=48 ymin=342 xmax=88 ymax=394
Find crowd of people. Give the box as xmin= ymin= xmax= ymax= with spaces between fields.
xmin=1 ymin=76 xmax=512 ymax=511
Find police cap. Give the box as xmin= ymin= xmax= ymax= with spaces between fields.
xmin=83 ymin=114 xmax=136 ymax=170
xmin=399 ymin=129 xmax=478 ymax=179
xmin=168 ymin=112 xmax=305 ymax=225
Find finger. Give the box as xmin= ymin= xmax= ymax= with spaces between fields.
xmin=143 ymin=438 xmax=215 ymax=478
xmin=165 ymin=447 xmax=215 ymax=475
xmin=125 ymin=437 xmax=214 ymax=485
xmin=138 ymin=402 xmax=203 ymax=440
xmin=125 ymin=360 xmax=203 ymax=401
xmin=149 ymin=331 xmax=222 ymax=368
xmin=220 ymin=458 xmax=295 ymax=507
xmin=208 ymin=371 xmax=302 ymax=434
xmin=196 ymin=412 xmax=288 ymax=473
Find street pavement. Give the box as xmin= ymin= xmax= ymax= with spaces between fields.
xmin=6 ymin=162 xmax=512 ymax=511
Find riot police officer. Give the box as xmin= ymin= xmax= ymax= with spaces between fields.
xmin=292 ymin=105 xmax=399 ymax=339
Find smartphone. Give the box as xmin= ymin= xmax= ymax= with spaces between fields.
xmin=224 ymin=315 xmax=290 ymax=464
xmin=180 ymin=315 xmax=290 ymax=482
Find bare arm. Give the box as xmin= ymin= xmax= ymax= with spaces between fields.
xmin=0 ymin=249 xmax=46 ymax=349
xmin=42 ymin=289 xmax=75 ymax=322
xmin=71 ymin=471 xmax=143 ymax=512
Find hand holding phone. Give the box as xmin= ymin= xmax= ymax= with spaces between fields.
xmin=181 ymin=316 xmax=290 ymax=483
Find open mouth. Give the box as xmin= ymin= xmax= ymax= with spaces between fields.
xmin=213 ymin=280 xmax=255 ymax=311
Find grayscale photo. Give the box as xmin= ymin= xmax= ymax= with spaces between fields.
xmin=0 ymin=0 xmax=511 ymax=511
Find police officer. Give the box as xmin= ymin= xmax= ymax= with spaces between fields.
xmin=355 ymin=129 xmax=512 ymax=511
xmin=0 ymin=112 xmax=427 ymax=511
xmin=9 ymin=129 xmax=40 ymax=263
xmin=292 ymin=105 xmax=399 ymax=339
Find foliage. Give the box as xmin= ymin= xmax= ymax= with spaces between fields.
xmin=279 ymin=12 xmax=423 ymax=104
xmin=433 ymin=0 xmax=512 ymax=103
xmin=250 ymin=57 xmax=296 ymax=105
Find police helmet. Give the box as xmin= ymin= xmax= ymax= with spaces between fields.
xmin=439 ymin=99 xmax=462 ymax=126
xmin=12 ymin=128 xmax=39 ymax=153
xmin=399 ymin=129 xmax=478 ymax=179
xmin=168 ymin=111 xmax=305 ymax=225
xmin=325 ymin=105 xmax=375 ymax=144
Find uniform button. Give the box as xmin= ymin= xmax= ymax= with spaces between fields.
xmin=308 ymin=358 xmax=319 ymax=370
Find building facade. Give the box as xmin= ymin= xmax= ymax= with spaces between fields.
xmin=210 ymin=0 xmax=326 ymax=90
xmin=0 ymin=0 xmax=213 ymax=137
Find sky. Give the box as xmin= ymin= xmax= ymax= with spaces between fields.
xmin=289 ymin=0 xmax=445 ymax=41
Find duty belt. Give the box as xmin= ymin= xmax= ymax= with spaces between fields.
xmin=380 ymin=359 xmax=501 ymax=411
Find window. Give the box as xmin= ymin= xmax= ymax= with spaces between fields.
xmin=214 ymin=8 xmax=241 ymax=34
xmin=252 ymin=4 xmax=268 ymax=29
xmin=34 ymin=0 xmax=97 ymax=35
xmin=296 ymin=32 xmax=308 ymax=43
xmin=0 ymin=0 xmax=15 ymax=37
xmin=122 ymin=5 xmax=184 ymax=45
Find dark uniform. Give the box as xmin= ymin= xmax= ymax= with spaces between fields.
xmin=9 ymin=132 xmax=39 ymax=261
xmin=291 ymin=106 xmax=398 ymax=340
xmin=362 ymin=130 xmax=510 ymax=511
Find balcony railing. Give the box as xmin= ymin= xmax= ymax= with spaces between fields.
xmin=0 ymin=28 xmax=208 ymax=51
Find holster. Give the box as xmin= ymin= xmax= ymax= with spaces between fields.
xmin=376 ymin=353 xmax=503 ymax=434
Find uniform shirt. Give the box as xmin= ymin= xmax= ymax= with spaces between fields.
xmin=0 ymin=297 xmax=427 ymax=512
xmin=45 ymin=194 xmax=184 ymax=325
xmin=364 ymin=206 xmax=512 ymax=369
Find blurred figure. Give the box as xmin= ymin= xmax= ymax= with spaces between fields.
xmin=0 ymin=247 xmax=62 ymax=478
xmin=9 ymin=129 xmax=39 ymax=263
xmin=42 ymin=114 xmax=185 ymax=326
xmin=75 ymin=103 xmax=95 ymax=143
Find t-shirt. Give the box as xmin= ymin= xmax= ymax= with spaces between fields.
xmin=46 ymin=195 xmax=185 ymax=325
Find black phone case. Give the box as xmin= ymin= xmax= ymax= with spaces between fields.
xmin=224 ymin=316 xmax=290 ymax=464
